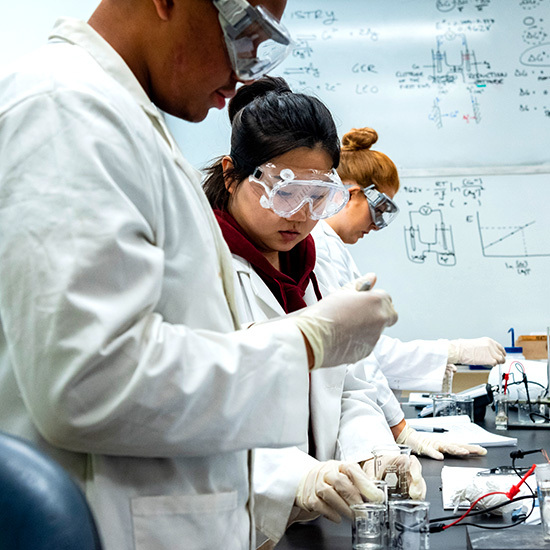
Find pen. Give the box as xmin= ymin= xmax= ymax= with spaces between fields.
xmin=414 ymin=427 xmax=448 ymax=433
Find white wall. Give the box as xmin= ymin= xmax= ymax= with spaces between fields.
xmin=0 ymin=2 xmax=100 ymax=66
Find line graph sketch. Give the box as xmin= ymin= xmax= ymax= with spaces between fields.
xmin=476 ymin=212 xmax=550 ymax=257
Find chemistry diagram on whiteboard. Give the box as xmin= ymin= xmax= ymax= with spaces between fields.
xmin=476 ymin=213 xmax=550 ymax=259
xmin=404 ymin=205 xmax=456 ymax=266
xmin=400 ymin=176 xmax=550 ymax=270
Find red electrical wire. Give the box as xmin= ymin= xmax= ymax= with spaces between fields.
xmin=442 ymin=491 xmax=507 ymax=530
xmin=441 ymin=464 xmax=537 ymax=530
xmin=503 ymin=360 xmax=525 ymax=394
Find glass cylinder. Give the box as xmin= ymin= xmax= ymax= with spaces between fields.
xmin=371 ymin=479 xmax=389 ymax=527
xmin=372 ymin=444 xmax=411 ymax=501
xmin=432 ymin=393 xmax=457 ymax=417
xmin=455 ymin=395 xmax=474 ymax=421
xmin=494 ymin=393 xmax=508 ymax=430
xmin=389 ymin=500 xmax=430 ymax=550
xmin=351 ymin=502 xmax=387 ymax=550
xmin=535 ymin=463 xmax=550 ymax=541
xmin=516 ymin=387 xmax=532 ymax=424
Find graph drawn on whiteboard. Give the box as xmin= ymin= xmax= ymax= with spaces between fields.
xmin=476 ymin=212 xmax=550 ymax=258
xmin=404 ymin=206 xmax=457 ymax=266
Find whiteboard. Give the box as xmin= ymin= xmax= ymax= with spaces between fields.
xmin=168 ymin=0 xmax=550 ymax=172
xmin=354 ymin=172 xmax=550 ymax=343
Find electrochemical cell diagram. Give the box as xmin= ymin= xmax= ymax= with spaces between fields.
xmin=476 ymin=212 xmax=550 ymax=258
xmin=404 ymin=205 xmax=457 ymax=266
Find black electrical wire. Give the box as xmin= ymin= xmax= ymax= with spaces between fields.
xmin=429 ymin=494 xmax=535 ymax=523
xmin=430 ymin=453 xmax=542 ymax=531
xmin=492 ymin=380 xmax=547 ymax=391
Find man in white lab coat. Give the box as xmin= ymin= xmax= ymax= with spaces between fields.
xmin=0 ymin=2 xmax=397 ymax=549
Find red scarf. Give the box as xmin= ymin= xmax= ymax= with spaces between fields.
xmin=214 ymin=210 xmax=322 ymax=313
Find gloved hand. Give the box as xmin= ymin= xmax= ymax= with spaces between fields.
xmin=448 ymin=337 xmax=506 ymax=366
xmin=362 ymin=453 xmax=427 ymax=500
xmin=295 ymin=460 xmax=385 ymax=523
xmin=396 ymin=423 xmax=487 ymax=461
xmin=292 ymin=273 xmax=398 ymax=369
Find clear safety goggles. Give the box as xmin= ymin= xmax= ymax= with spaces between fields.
xmin=213 ymin=0 xmax=293 ymax=80
xmin=249 ymin=163 xmax=349 ymax=220
xmin=361 ymin=185 xmax=400 ymax=229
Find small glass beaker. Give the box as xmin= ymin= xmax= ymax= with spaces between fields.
xmin=389 ymin=500 xmax=430 ymax=550
xmin=432 ymin=393 xmax=457 ymax=417
xmin=494 ymin=393 xmax=508 ymax=430
xmin=455 ymin=396 xmax=474 ymax=421
xmin=372 ymin=444 xmax=411 ymax=501
xmin=516 ymin=388 xmax=533 ymax=424
xmin=370 ymin=479 xmax=389 ymax=509
xmin=370 ymin=479 xmax=389 ymax=526
xmin=351 ymin=502 xmax=387 ymax=550
xmin=535 ymin=463 xmax=550 ymax=541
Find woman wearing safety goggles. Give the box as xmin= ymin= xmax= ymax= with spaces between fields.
xmin=203 ymin=78 xmax=402 ymax=547
xmin=320 ymin=128 xmax=400 ymax=245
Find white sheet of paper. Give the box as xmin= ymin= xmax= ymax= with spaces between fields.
xmin=405 ymin=415 xmax=518 ymax=447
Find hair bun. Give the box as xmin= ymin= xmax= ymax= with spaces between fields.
xmin=341 ymin=127 xmax=378 ymax=151
xmin=228 ymin=76 xmax=292 ymax=122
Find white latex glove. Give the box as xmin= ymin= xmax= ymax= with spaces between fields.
xmin=441 ymin=364 xmax=457 ymax=393
xmin=362 ymin=453 xmax=427 ymax=500
xmin=396 ymin=423 xmax=487 ymax=461
xmin=451 ymin=479 xmax=516 ymax=516
xmin=295 ymin=460 xmax=385 ymax=523
xmin=292 ymin=273 xmax=398 ymax=369
xmin=447 ymin=337 xmax=506 ymax=366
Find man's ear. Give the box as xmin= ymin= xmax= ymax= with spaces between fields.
xmin=222 ymin=156 xmax=236 ymax=193
xmin=347 ymin=185 xmax=364 ymax=202
xmin=151 ymin=0 xmax=174 ymax=21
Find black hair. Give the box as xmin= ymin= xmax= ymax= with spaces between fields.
xmin=203 ymin=76 xmax=340 ymax=211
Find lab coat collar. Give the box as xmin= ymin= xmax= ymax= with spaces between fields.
xmin=47 ymin=18 xmax=181 ymax=154
xmin=49 ymin=18 xmax=155 ymax=115
xmin=317 ymin=219 xmax=342 ymax=241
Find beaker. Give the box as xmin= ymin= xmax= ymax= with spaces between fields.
xmin=372 ymin=444 xmax=411 ymax=501
xmin=351 ymin=502 xmax=387 ymax=550
xmin=389 ymin=500 xmax=430 ymax=550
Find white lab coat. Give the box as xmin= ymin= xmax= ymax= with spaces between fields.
xmin=312 ymin=221 xmax=449 ymax=392
xmin=0 ymin=19 xmax=311 ymax=550
xmin=231 ymin=255 xmax=395 ymax=544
